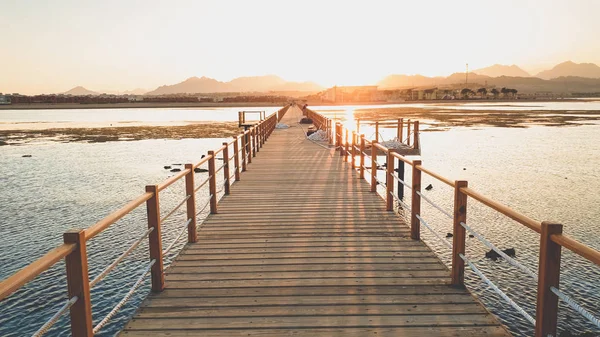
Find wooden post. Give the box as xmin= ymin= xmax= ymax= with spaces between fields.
xmin=241 ymin=132 xmax=247 ymax=172
xmin=248 ymin=129 xmax=253 ymax=163
xmin=356 ymin=119 xmax=360 ymax=134
xmin=535 ymin=221 xmax=563 ymax=337
xmin=407 ymin=120 xmax=412 ymax=146
xmin=207 ymin=151 xmax=218 ymax=214
xmin=398 ymin=118 xmax=403 ymax=140
xmin=233 ymin=136 xmax=241 ymax=180
xmin=451 ymin=180 xmax=468 ymax=286
xmin=371 ymin=140 xmax=378 ymax=192
xmin=344 ymin=130 xmax=349 ymax=162
xmin=145 ymin=185 xmax=165 ymax=292
xmin=63 ymin=229 xmax=93 ymax=337
xmin=375 ymin=121 xmax=379 ymax=142
xmin=351 ymin=131 xmax=357 ymax=169
xmin=397 ymin=159 xmax=405 ymax=200
xmin=255 ymin=125 xmax=259 ymax=154
xmin=413 ymin=121 xmax=420 ymax=149
xmin=184 ymin=164 xmax=197 ymax=243
xmin=222 ymin=143 xmax=230 ymax=195
xmin=359 ymin=135 xmax=365 ymax=179
xmin=411 ymin=160 xmax=422 ymax=240
xmin=386 ymin=151 xmax=395 ymax=211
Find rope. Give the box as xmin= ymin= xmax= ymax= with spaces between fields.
xmin=163 ymin=218 xmax=192 ymax=255
xmin=194 ymin=175 xmax=211 ymax=193
xmin=551 ymin=287 xmax=600 ymax=329
xmin=90 ymin=227 xmax=154 ymax=288
xmin=92 ymin=259 xmax=155 ymax=334
xmin=460 ymin=221 xmax=538 ymax=280
xmin=215 ymin=164 xmax=225 ymax=174
xmin=390 ymin=191 xmax=411 ymax=211
xmin=417 ymin=191 xmax=452 ymax=219
xmin=31 ymin=296 xmax=78 ymax=337
xmin=416 ymin=214 xmax=453 ymax=250
xmin=196 ymin=195 xmax=212 ymax=217
xmin=392 ymin=173 xmax=412 ymax=189
xmin=460 ymin=253 xmax=536 ymax=326
xmin=160 ymin=194 xmax=191 ymax=223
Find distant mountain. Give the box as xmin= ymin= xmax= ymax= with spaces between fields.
xmin=63 ymin=86 xmax=98 ymax=95
xmin=146 ymin=75 xmax=324 ymax=95
xmin=377 ymin=73 xmax=600 ymax=93
xmin=472 ymin=64 xmax=530 ymax=77
xmin=536 ymin=61 xmax=600 ymax=80
xmin=378 ymin=73 xmax=491 ymax=89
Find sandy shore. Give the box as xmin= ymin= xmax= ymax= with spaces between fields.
xmin=0 ymin=122 xmax=241 ymax=145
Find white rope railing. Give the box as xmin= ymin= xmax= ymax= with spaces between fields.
xmin=390 ymin=191 xmax=411 ymax=211
xmin=460 ymin=221 xmax=538 ymax=280
xmin=160 ymin=194 xmax=191 ymax=223
xmin=90 ymin=227 xmax=154 ymax=288
xmin=416 ymin=214 xmax=453 ymax=250
xmin=194 ymin=175 xmax=211 ymax=193
xmin=460 ymin=253 xmax=536 ymax=326
xmin=31 ymin=296 xmax=78 ymax=337
xmin=215 ymin=164 xmax=225 ymax=174
xmin=163 ymin=218 xmax=192 ymax=255
xmin=392 ymin=173 xmax=412 ymax=189
xmin=551 ymin=287 xmax=600 ymax=329
xmin=417 ymin=191 xmax=452 ymax=220
xmin=195 ymin=195 xmax=213 ymax=217
xmin=92 ymin=259 xmax=155 ymax=334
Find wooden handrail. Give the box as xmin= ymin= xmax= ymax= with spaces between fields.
xmin=461 ymin=187 xmax=542 ymax=233
xmin=192 ymin=155 xmax=212 ymax=169
xmin=85 ymin=192 xmax=154 ymax=240
xmin=213 ymin=145 xmax=227 ymax=155
xmin=0 ymin=243 xmax=76 ymax=301
xmin=415 ymin=165 xmax=455 ymax=187
xmin=157 ymin=168 xmax=191 ymax=192
xmin=551 ymin=234 xmax=600 ymax=267
xmin=390 ymin=151 xmax=413 ymax=165
xmin=373 ymin=142 xmax=389 ymax=153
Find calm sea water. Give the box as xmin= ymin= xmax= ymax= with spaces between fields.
xmin=1 ymin=103 xmax=599 ymax=336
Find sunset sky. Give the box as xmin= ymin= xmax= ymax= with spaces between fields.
xmin=1 ymin=0 xmax=599 ymax=94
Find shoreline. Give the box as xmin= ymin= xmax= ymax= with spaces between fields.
xmin=1 ymin=98 xmax=598 ymax=110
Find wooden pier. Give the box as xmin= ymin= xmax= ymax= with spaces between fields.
xmin=119 ymin=106 xmax=510 ymax=336
xmin=3 ymin=104 xmax=600 ymax=337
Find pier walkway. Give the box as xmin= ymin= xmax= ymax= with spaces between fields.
xmin=119 ymin=106 xmax=510 ymax=336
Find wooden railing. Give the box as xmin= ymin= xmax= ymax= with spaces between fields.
xmin=0 ymin=105 xmax=290 ymax=337
xmin=306 ymin=108 xmax=600 ymax=337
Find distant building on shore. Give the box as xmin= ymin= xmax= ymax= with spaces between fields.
xmin=0 ymin=94 xmax=11 ymax=104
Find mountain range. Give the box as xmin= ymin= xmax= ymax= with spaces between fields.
xmin=60 ymin=61 xmax=600 ymax=96
xmin=378 ymin=61 xmax=600 ymax=93
xmin=145 ymin=75 xmax=323 ymax=95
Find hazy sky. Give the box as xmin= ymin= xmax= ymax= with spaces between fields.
xmin=1 ymin=0 xmax=599 ymax=94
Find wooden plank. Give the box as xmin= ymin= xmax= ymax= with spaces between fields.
xmin=163 ymin=278 xmax=449 ymax=288
xmin=120 ymin=326 xmax=509 ymax=337
xmin=123 ymin=314 xmax=499 ymax=330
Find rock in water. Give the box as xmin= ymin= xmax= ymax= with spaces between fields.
xmin=194 ymin=168 xmax=208 ymax=173
xmin=201 ymin=154 xmax=206 ymax=159
xmin=425 ymin=184 xmax=433 ymax=190
xmin=164 ymin=166 xmax=172 ymax=169
xmin=485 ymin=250 xmax=501 ymax=261
xmin=502 ymin=248 xmax=516 ymax=257
xmin=22 ymin=155 xmax=32 ymax=158
xmin=446 ymin=233 xmax=453 ymax=238
xmin=170 ymin=168 xmax=181 ymax=172
xmin=485 ymin=248 xmax=516 ymax=261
